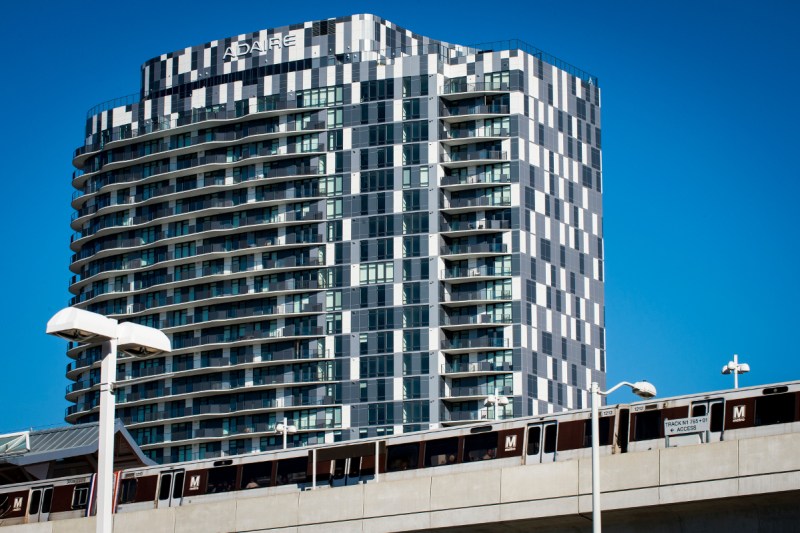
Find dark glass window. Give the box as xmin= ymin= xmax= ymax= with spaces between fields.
xmin=424 ymin=437 xmax=459 ymax=467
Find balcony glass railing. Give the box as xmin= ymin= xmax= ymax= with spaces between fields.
xmin=440 ymin=243 xmax=508 ymax=255
xmin=441 ymin=337 xmax=510 ymax=350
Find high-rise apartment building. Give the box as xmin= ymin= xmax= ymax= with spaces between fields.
xmin=67 ymin=14 xmax=604 ymax=463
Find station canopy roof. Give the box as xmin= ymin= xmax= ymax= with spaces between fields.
xmin=0 ymin=420 xmax=153 ymax=485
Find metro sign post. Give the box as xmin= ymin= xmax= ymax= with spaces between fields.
xmin=664 ymin=415 xmax=711 ymax=447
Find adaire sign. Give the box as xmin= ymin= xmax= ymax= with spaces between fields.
xmin=223 ymin=34 xmax=297 ymax=60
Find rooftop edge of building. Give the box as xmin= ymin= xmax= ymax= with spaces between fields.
xmin=80 ymin=14 xmax=598 ymax=123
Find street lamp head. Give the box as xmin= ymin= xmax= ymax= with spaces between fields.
xmin=738 ymin=363 xmax=750 ymax=374
xmin=721 ymin=365 xmax=732 ymax=375
xmin=631 ymin=381 xmax=657 ymax=399
xmin=276 ymin=423 xmax=298 ymax=434
xmin=117 ymin=321 xmax=172 ymax=357
xmin=46 ymin=307 xmax=118 ymax=343
xmin=727 ymin=361 xmax=738 ymax=372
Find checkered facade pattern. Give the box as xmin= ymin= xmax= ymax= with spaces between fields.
xmin=67 ymin=14 xmax=604 ymax=463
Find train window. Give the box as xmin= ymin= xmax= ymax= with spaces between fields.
xmin=543 ymin=425 xmax=557 ymax=454
xmin=755 ymin=393 xmax=796 ymax=426
xmin=241 ymin=462 xmax=271 ymax=489
xmin=28 ymin=490 xmax=41 ymax=514
xmin=332 ymin=458 xmax=346 ymax=480
xmin=118 ymin=479 xmax=137 ymax=504
xmin=349 ymin=457 xmax=361 ymax=478
xmin=691 ymin=404 xmax=707 ymax=417
xmin=527 ymin=427 xmax=541 ymax=455
xmin=582 ymin=417 xmax=612 ymax=447
xmin=387 ymin=443 xmax=419 ymax=472
xmin=361 ymin=454 xmax=376 ymax=476
xmin=207 ymin=466 xmax=237 ymax=493
xmin=172 ymin=472 xmax=184 ymax=499
xmin=632 ymin=410 xmax=661 ymax=441
xmin=424 ymin=437 xmax=459 ymax=467
xmin=41 ymin=489 xmax=52 ymax=514
xmin=463 ymin=432 xmax=498 ymax=462
xmin=710 ymin=403 xmax=724 ymax=432
xmin=71 ymin=484 xmax=90 ymax=509
xmin=276 ymin=457 xmax=308 ymax=486
xmin=158 ymin=474 xmax=172 ymax=500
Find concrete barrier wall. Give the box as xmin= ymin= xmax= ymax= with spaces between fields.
xmin=4 ymin=433 xmax=799 ymax=533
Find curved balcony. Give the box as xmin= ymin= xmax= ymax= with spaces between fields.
xmin=77 ymin=121 xmax=327 ymax=183
xmin=440 ymin=196 xmax=512 ymax=214
xmin=439 ymin=219 xmax=511 ymax=237
xmin=71 ymin=163 xmax=324 ymax=209
xmin=443 ymin=384 xmax=513 ymax=401
xmin=441 ymin=289 xmax=512 ymax=306
xmin=72 ymin=143 xmax=326 ymax=202
xmin=439 ymin=81 xmax=515 ymax=101
xmin=439 ymin=104 xmax=509 ymax=124
xmin=440 ymin=313 xmax=514 ymax=330
xmin=441 ymin=361 xmax=514 ymax=377
xmin=71 ymin=232 xmax=324 ymax=285
xmin=440 ymin=150 xmax=507 ymax=169
xmin=441 ymin=265 xmax=512 ymax=283
xmin=170 ymin=325 xmax=325 ymax=352
xmin=440 ymin=173 xmax=511 ymax=190
xmin=73 ymin=98 xmax=325 ymax=167
xmin=440 ymin=408 xmax=512 ymax=426
xmin=70 ymin=189 xmax=325 ymax=244
xmin=441 ymin=337 xmax=511 ymax=354
xmin=169 ymin=302 xmax=323 ymax=328
xmin=162 ymin=304 xmax=325 ymax=335
xmin=69 ymin=257 xmax=324 ymax=306
xmin=65 ymin=400 xmax=99 ymax=422
xmin=70 ymin=210 xmax=323 ymax=266
xmin=440 ymin=242 xmax=508 ymax=259
xmin=65 ymin=353 xmax=104 ymax=378
xmin=65 ymin=378 xmax=101 ymax=400
xmin=252 ymin=278 xmax=327 ymax=298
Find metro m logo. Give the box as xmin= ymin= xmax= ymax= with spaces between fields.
xmin=732 ymin=405 xmax=746 ymax=423
xmin=189 ymin=475 xmax=201 ymax=491
xmin=504 ymin=434 xmax=517 ymax=451
xmin=12 ymin=497 xmax=22 ymax=512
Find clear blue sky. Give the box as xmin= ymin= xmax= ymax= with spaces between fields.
xmin=1 ymin=0 xmax=798 ymax=433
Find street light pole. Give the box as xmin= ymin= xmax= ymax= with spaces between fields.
xmin=96 ymin=339 xmax=117 ymax=533
xmin=590 ymin=380 xmax=657 ymax=533
xmin=276 ymin=417 xmax=297 ymax=449
xmin=47 ymin=308 xmax=170 ymax=533
xmin=484 ymin=387 xmax=509 ymax=421
xmin=721 ymin=354 xmax=750 ymax=389
xmin=590 ymin=382 xmax=601 ymax=533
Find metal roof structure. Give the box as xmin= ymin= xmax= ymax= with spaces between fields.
xmin=0 ymin=420 xmax=154 ymax=485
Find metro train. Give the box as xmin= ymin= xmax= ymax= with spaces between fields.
xmin=1 ymin=380 xmax=798 ymax=525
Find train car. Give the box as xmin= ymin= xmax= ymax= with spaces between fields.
xmin=0 ymin=474 xmax=93 ymax=525
xmin=2 ymin=380 xmax=799 ymax=526
xmin=625 ymin=381 xmax=800 ymax=453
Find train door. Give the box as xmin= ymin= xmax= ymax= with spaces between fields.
xmin=27 ymin=485 xmax=53 ymax=523
xmin=690 ymin=399 xmax=725 ymax=442
xmin=526 ymin=422 xmax=557 ymax=464
xmin=156 ymin=470 xmax=185 ymax=508
xmin=330 ymin=458 xmax=363 ymax=487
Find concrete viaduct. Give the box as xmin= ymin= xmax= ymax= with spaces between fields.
xmin=5 ymin=432 xmax=799 ymax=533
